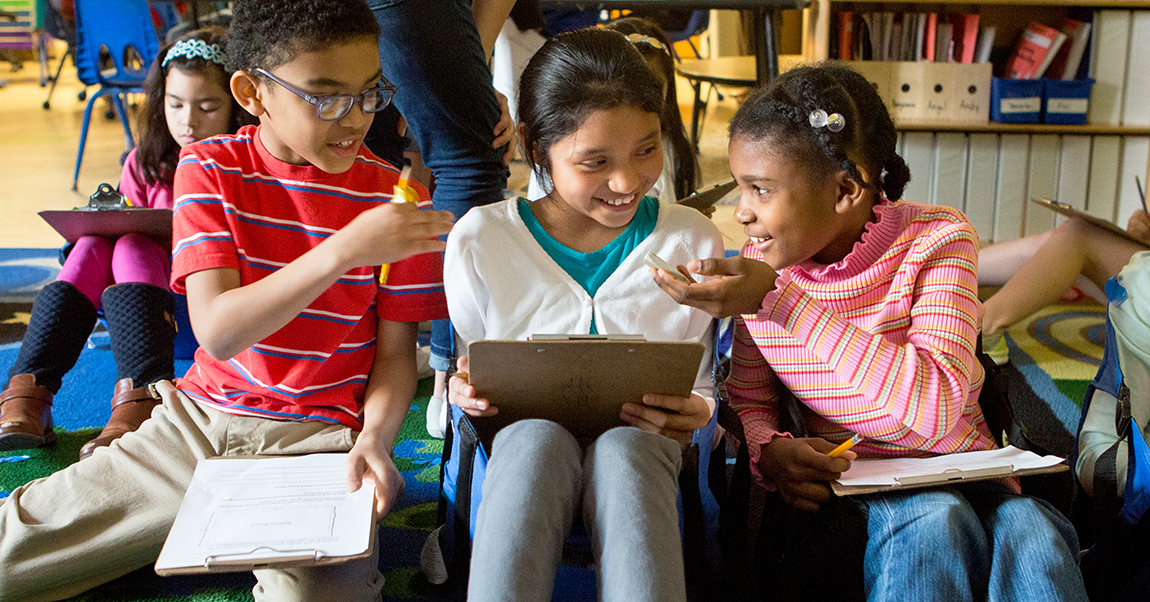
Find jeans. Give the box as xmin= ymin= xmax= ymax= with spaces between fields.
xmin=367 ymin=0 xmax=508 ymax=371
xmin=467 ymin=420 xmax=686 ymax=602
xmin=860 ymin=483 xmax=1087 ymax=602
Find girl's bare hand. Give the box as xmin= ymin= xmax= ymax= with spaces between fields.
xmin=652 ymin=256 xmax=779 ymax=319
xmin=621 ymin=393 xmax=711 ymax=447
xmin=448 ymin=355 xmax=498 ymax=417
xmin=758 ymin=437 xmax=856 ymax=512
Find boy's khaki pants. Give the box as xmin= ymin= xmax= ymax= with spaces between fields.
xmin=0 ymin=381 xmax=385 ymax=602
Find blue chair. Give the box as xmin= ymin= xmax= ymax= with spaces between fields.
xmin=664 ymin=10 xmax=709 ymax=61
xmin=70 ymin=0 xmax=159 ymax=190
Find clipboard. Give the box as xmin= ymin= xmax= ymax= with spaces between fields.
xmin=466 ymin=336 xmax=705 ymax=447
xmin=830 ymin=446 xmax=1069 ymax=496
xmin=1030 ymin=198 xmax=1149 ymax=247
xmin=154 ymin=453 xmax=375 ymax=576
xmin=38 ymin=183 xmax=173 ymax=245
xmin=676 ymin=179 xmax=737 ymax=212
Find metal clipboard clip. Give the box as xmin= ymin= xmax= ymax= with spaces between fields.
xmin=894 ymin=464 xmax=1016 ymax=486
xmin=204 ymin=547 xmax=325 ymax=570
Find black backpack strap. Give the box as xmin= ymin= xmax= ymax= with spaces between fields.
xmin=452 ymin=412 xmax=480 ymax=580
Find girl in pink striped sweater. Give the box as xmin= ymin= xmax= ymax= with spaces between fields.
xmin=653 ymin=64 xmax=1087 ymax=601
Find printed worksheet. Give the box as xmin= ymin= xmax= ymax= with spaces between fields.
xmin=832 ymin=446 xmax=1067 ymax=495
xmin=155 ymin=453 xmax=375 ymax=575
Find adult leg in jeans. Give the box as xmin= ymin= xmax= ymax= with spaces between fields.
xmin=964 ymin=484 xmax=1087 ymax=602
xmin=468 ymin=420 xmax=582 ymax=602
xmin=862 ymin=486 xmax=988 ymax=602
xmin=584 ymin=427 xmax=685 ymax=602
xmin=367 ymin=0 xmax=508 ymax=375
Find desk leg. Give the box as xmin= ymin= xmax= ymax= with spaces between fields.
xmin=752 ymin=8 xmax=780 ymax=88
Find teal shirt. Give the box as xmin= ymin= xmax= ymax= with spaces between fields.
xmin=518 ymin=196 xmax=659 ymax=334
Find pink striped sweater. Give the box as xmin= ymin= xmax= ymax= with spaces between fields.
xmin=728 ymin=199 xmax=998 ymax=484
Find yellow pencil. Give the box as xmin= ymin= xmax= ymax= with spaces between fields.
xmin=380 ymin=164 xmax=415 ymax=285
xmin=827 ymin=433 xmax=864 ymax=458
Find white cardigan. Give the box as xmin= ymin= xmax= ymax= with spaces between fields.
xmin=445 ymin=197 xmax=725 ymax=401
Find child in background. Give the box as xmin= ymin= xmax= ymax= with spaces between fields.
xmin=652 ymin=64 xmax=1087 ymax=601
xmin=445 ymin=28 xmax=723 ymax=601
xmin=0 ymin=1 xmax=455 ymax=600
xmin=0 ymin=28 xmax=251 ymax=459
xmin=527 ymin=17 xmax=698 ymax=205
xmin=979 ymin=211 xmax=1150 ymax=364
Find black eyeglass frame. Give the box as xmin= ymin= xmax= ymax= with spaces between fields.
xmin=253 ymin=68 xmax=397 ymax=121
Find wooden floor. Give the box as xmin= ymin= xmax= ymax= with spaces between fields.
xmin=0 ymin=49 xmax=747 ymax=250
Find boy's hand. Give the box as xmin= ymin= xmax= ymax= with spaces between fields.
xmin=493 ymin=91 xmax=515 ymax=167
xmin=448 ymin=355 xmax=498 ymax=417
xmin=1127 ymin=210 xmax=1150 ymax=245
xmin=652 ymin=256 xmax=779 ymax=319
xmin=333 ymin=202 xmax=454 ymax=269
xmin=759 ymin=437 xmax=855 ymax=512
xmin=621 ymin=393 xmax=711 ymax=448
xmin=347 ymin=432 xmax=406 ymax=518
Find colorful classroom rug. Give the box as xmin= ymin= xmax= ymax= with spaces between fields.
xmin=999 ymin=299 xmax=1106 ymax=458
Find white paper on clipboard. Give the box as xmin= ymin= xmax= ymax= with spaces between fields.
xmin=155 ymin=453 xmax=375 ymax=575
xmin=831 ymin=446 xmax=1067 ymax=495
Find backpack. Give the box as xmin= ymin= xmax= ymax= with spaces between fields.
xmin=1073 ymin=251 xmax=1150 ymax=601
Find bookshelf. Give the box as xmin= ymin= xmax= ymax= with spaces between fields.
xmin=799 ymin=0 xmax=1150 ymax=242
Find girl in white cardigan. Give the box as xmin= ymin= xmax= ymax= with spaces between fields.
xmin=444 ymin=28 xmax=723 ymax=602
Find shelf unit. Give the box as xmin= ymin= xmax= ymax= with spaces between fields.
xmin=798 ymin=0 xmax=1150 ymax=242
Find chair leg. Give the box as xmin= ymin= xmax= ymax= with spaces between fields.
xmin=689 ymin=80 xmax=705 ymax=153
xmin=43 ymin=51 xmax=69 ymax=109
xmin=73 ymin=89 xmax=106 ymax=190
xmin=111 ymin=93 xmax=135 ymax=150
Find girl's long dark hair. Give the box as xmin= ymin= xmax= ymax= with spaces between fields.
xmin=517 ymin=28 xmax=665 ymax=186
xmin=136 ymin=28 xmax=252 ymax=187
xmin=604 ymin=17 xmax=698 ymax=199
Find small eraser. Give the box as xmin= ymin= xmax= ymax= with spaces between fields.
xmin=644 ymin=252 xmax=690 ymax=283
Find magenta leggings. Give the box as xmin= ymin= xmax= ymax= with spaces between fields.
xmin=56 ymin=234 xmax=171 ymax=310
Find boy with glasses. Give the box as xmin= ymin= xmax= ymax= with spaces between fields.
xmin=0 ymin=1 xmax=454 ymax=600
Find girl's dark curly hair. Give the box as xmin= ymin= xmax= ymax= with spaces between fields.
xmin=728 ymin=63 xmax=910 ymax=202
xmin=518 ymin=27 xmax=665 ymax=184
xmin=604 ymin=17 xmax=698 ymax=200
xmin=136 ymin=28 xmax=252 ymax=187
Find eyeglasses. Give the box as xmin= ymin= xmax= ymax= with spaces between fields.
xmin=254 ymin=68 xmax=396 ymax=121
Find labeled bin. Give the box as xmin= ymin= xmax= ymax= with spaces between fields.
xmin=1043 ymin=78 xmax=1094 ymax=125
xmin=991 ymin=77 xmax=1043 ymax=124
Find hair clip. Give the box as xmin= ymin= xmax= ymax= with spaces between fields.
xmin=162 ymin=39 xmax=226 ymax=68
xmin=624 ymin=33 xmax=668 ymax=54
xmin=808 ymin=109 xmax=845 ymax=132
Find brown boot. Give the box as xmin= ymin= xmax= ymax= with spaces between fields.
xmin=0 ymin=373 xmax=56 ymax=450
xmin=79 ymin=378 xmax=161 ymax=460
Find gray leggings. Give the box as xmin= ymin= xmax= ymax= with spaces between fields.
xmin=467 ymin=420 xmax=686 ymax=602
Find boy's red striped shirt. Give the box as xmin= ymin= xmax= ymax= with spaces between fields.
xmin=170 ymin=125 xmax=447 ymax=429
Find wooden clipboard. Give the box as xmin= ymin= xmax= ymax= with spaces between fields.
xmin=677 ymin=179 xmax=737 ymax=212
xmin=39 ymin=207 xmax=173 ymax=245
xmin=466 ymin=336 xmax=705 ymax=447
xmin=1030 ymin=198 xmax=1148 ymax=247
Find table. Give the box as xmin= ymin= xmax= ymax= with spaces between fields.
xmin=675 ymin=56 xmax=756 ymax=147
xmin=539 ymin=0 xmax=809 ymax=87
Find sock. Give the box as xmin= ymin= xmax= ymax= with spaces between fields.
xmin=7 ymin=281 xmax=98 ymax=393
xmin=101 ymin=283 xmax=176 ymax=388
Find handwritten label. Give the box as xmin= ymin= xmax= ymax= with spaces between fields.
xmin=1047 ymin=98 xmax=1089 ymax=114
xmin=999 ymin=97 xmax=1041 ymax=114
